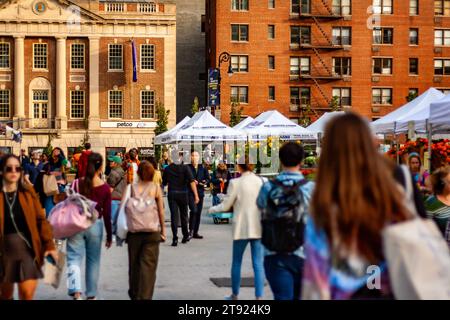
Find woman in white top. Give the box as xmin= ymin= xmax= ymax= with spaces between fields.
xmin=208 ymin=161 xmax=265 ymax=300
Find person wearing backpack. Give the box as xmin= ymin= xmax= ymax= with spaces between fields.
xmin=256 ymin=142 xmax=314 ymax=300
xmin=66 ymin=153 xmax=112 ymax=300
xmin=121 ymin=161 xmax=166 ymax=300
xmin=208 ymin=159 xmax=265 ymax=300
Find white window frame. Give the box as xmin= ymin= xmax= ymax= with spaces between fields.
xmin=231 ymin=24 xmax=249 ymax=42
xmin=333 ymin=57 xmax=352 ymax=76
xmin=231 ymin=0 xmax=249 ymax=11
xmin=372 ymin=87 xmax=393 ymax=105
xmin=435 ymin=0 xmax=450 ymax=16
xmin=70 ymin=90 xmax=85 ymax=119
xmin=138 ymin=2 xmax=158 ymax=13
xmin=230 ymin=86 xmax=249 ymax=104
xmin=332 ymin=87 xmax=351 ymax=107
xmin=108 ymin=44 xmax=123 ymax=72
xmin=372 ymin=57 xmax=393 ymax=75
xmin=269 ymin=0 xmax=276 ymax=9
xmin=70 ymin=43 xmax=85 ymax=71
xmin=140 ymin=90 xmax=156 ymax=119
xmin=140 ymin=44 xmax=156 ymax=72
xmin=435 ymin=29 xmax=450 ymax=46
xmin=268 ymin=25 xmax=275 ymax=40
xmin=373 ymin=0 xmax=393 ymax=15
xmin=434 ymin=58 xmax=450 ymax=75
xmin=231 ymin=55 xmax=249 ymax=73
xmin=0 ymin=42 xmax=10 ymax=70
xmin=108 ymin=90 xmax=123 ymax=119
xmin=332 ymin=27 xmax=352 ymax=45
xmin=332 ymin=0 xmax=352 ymax=15
xmin=33 ymin=43 xmax=48 ymax=71
xmin=0 ymin=89 xmax=10 ymax=118
xmin=410 ymin=28 xmax=419 ymax=45
xmin=105 ymin=2 xmax=125 ymax=12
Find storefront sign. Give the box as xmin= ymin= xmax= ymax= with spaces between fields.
xmin=139 ymin=148 xmax=154 ymax=156
xmin=208 ymin=68 xmax=220 ymax=107
xmin=100 ymin=121 xmax=156 ymax=129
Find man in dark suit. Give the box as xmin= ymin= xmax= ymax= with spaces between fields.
xmin=188 ymin=151 xmax=211 ymax=239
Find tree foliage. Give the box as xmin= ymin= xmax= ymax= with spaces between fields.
xmin=155 ymin=101 xmax=170 ymax=161
xmin=191 ymin=96 xmax=200 ymax=115
xmin=229 ymin=102 xmax=243 ymax=127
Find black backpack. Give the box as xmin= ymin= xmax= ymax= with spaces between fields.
xmin=261 ymin=179 xmax=309 ymax=254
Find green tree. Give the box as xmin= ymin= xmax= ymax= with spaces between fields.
xmin=330 ymin=96 xmax=340 ymax=112
xmin=406 ymin=91 xmax=418 ymax=102
xmin=191 ymin=96 xmax=200 ymax=115
xmin=43 ymin=133 xmax=56 ymax=157
xmin=229 ymin=101 xmax=243 ymax=127
xmin=155 ymin=101 xmax=170 ymax=161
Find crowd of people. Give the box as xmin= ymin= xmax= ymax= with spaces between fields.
xmin=0 ymin=112 xmax=449 ymax=300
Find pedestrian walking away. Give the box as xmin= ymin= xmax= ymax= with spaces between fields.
xmin=107 ymin=155 xmax=127 ymax=236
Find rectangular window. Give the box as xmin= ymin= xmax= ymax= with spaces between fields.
xmin=332 ymin=0 xmax=352 ymax=15
xmin=269 ymin=0 xmax=275 ymax=9
xmin=269 ymin=86 xmax=275 ymax=101
xmin=290 ymin=57 xmax=310 ymax=75
xmin=290 ymin=87 xmax=310 ymax=106
xmin=290 ymin=26 xmax=311 ymax=45
xmin=108 ymin=44 xmax=123 ymax=71
xmin=373 ymin=27 xmax=393 ymax=44
xmin=434 ymin=29 xmax=450 ymax=46
xmin=138 ymin=2 xmax=157 ymax=13
xmin=332 ymin=27 xmax=352 ymax=45
xmin=410 ymin=28 xmax=419 ymax=45
xmin=332 ymin=88 xmax=351 ymax=106
xmin=434 ymin=59 xmax=450 ymax=75
xmin=373 ymin=0 xmax=393 ymax=14
xmin=33 ymin=43 xmax=47 ymax=70
xmin=0 ymin=90 xmax=10 ymax=118
xmin=409 ymin=58 xmax=419 ymax=75
xmin=141 ymin=91 xmax=155 ymax=119
xmin=141 ymin=44 xmax=155 ymax=71
xmin=106 ymin=2 xmax=124 ymax=12
xmin=0 ymin=43 xmax=10 ymax=69
xmin=109 ymin=90 xmax=123 ymax=118
xmin=230 ymin=86 xmax=248 ymax=103
xmin=231 ymin=0 xmax=249 ymax=11
xmin=231 ymin=24 xmax=249 ymax=42
xmin=435 ymin=0 xmax=450 ymax=15
xmin=372 ymin=88 xmax=393 ymax=105
xmin=333 ymin=57 xmax=352 ymax=76
xmin=409 ymin=88 xmax=419 ymax=96
xmin=291 ymin=0 xmax=311 ymax=14
xmin=268 ymin=25 xmax=275 ymax=39
xmin=231 ymin=55 xmax=248 ymax=72
xmin=373 ymin=58 xmax=393 ymax=74
xmin=70 ymin=90 xmax=85 ymax=119
xmin=438 ymin=88 xmax=450 ymax=94
xmin=268 ymin=55 xmax=275 ymax=70
xmin=410 ymin=0 xmax=418 ymax=15
xmin=71 ymin=43 xmax=85 ymax=70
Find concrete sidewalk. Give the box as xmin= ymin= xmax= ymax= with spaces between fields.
xmin=34 ymin=195 xmax=267 ymax=300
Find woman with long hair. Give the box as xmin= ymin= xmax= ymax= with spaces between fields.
xmin=302 ymin=112 xmax=411 ymax=300
xmin=211 ymin=162 xmax=232 ymax=206
xmin=0 ymin=155 xmax=57 ymax=300
xmin=66 ymin=153 xmax=112 ymax=300
xmin=121 ymin=161 xmax=166 ymax=300
xmin=408 ymin=152 xmax=430 ymax=194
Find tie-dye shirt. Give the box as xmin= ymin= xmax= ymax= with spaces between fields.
xmin=301 ymin=217 xmax=393 ymax=300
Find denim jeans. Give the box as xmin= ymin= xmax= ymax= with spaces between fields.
xmin=212 ymin=194 xmax=221 ymax=206
xmin=66 ymin=219 xmax=104 ymax=298
xmin=111 ymin=200 xmax=121 ymax=235
xmin=264 ymin=254 xmax=304 ymax=300
xmin=231 ymin=239 xmax=265 ymax=298
xmin=44 ymin=196 xmax=54 ymax=218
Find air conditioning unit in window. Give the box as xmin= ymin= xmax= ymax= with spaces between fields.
xmin=435 ymin=47 xmax=443 ymax=53
xmin=290 ymin=43 xmax=300 ymax=50
xmin=434 ymin=76 xmax=443 ymax=83
xmin=372 ymin=46 xmax=380 ymax=52
xmin=290 ymin=105 xmax=299 ymax=112
xmin=290 ymin=74 xmax=300 ymax=81
xmin=372 ymin=106 xmax=381 ymax=113
xmin=372 ymin=76 xmax=380 ymax=82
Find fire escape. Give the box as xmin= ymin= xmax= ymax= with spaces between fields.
xmin=290 ymin=0 xmax=349 ymax=122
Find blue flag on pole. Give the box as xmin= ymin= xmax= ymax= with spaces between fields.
xmin=132 ymin=40 xmax=138 ymax=82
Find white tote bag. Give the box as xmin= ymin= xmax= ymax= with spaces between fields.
xmin=116 ymin=185 xmax=131 ymax=240
xmin=382 ymin=166 xmax=450 ymax=300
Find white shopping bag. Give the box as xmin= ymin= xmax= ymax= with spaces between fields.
xmin=116 ymin=185 xmax=131 ymax=240
xmin=43 ymin=251 xmax=66 ymax=289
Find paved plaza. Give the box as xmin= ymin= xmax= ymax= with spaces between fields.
xmin=34 ymin=195 xmax=264 ymax=300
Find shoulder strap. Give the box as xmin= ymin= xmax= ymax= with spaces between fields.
xmin=400 ymin=164 xmax=418 ymax=218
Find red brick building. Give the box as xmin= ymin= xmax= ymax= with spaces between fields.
xmin=0 ymin=0 xmax=176 ymax=159
xmin=206 ymin=0 xmax=450 ymax=125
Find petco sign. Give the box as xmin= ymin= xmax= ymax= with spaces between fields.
xmin=100 ymin=121 xmax=156 ymax=129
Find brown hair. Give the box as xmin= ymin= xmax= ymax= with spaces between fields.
xmin=311 ymin=112 xmax=409 ymax=264
xmin=138 ymin=160 xmax=155 ymax=182
xmin=217 ymin=163 xmax=228 ymax=172
xmin=238 ymin=156 xmax=255 ymax=172
xmin=430 ymin=166 xmax=450 ymax=195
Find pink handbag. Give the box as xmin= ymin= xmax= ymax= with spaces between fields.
xmin=49 ymin=180 xmax=99 ymax=239
xmin=125 ymin=183 xmax=160 ymax=233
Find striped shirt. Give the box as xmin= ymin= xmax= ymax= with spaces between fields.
xmin=424 ymin=195 xmax=450 ymax=237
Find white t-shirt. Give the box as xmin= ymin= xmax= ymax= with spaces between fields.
xmin=131 ymin=162 xmax=139 ymax=184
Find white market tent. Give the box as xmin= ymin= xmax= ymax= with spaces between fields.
xmin=173 ymin=110 xmax=246 ymax=142
xmin=233 ymin=116 xmax=254 ymax=131
xmin=241 ymin=110 xmax=315 ymax=141
xmin=371 ymin=88 xmax=445 ymax=134
xmin=154 ymin=116 xmax=191 ymax=145
xmin=307 ymin=111 xmax=345 ymax=136
xmin=425 ymin=95 xmax=450 ymax=133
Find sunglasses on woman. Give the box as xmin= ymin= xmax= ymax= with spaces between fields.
xmin=5 ymin=166 xmax=22 ymax=173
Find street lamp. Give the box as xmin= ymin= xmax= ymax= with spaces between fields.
xmin=210 ymin=52 xmax=234 ymax=117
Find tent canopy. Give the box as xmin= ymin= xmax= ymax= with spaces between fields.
xmin=429 ymin=95 xmax=450 ymax=132
xmin=174 ymin=110 xmax=246 ymax=142
xmin=371 ymin=88 xmax=445 ymax=134
xmin=233 ymin=116 xmax=254 ymax=130
xmin=154 ymin=116 xmax=191 ymax=145
xmin=307 ymin=111 xmax=345 ymax=136
xmin=241 ymin=110 xmax=315 ymax=140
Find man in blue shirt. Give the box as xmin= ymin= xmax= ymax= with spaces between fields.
xmin=257 ymin=142 xmax=314 ymax=300
xmin=24 ymin=150 xmax=44 ymax=186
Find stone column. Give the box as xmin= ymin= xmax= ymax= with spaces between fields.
xmin=13 ymin=36 xmax=25 ymax=129
xmin=56 ymin=37 xmax=67 ymax=130
xmin=88 ymin=37 xmax=100 ymax=130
